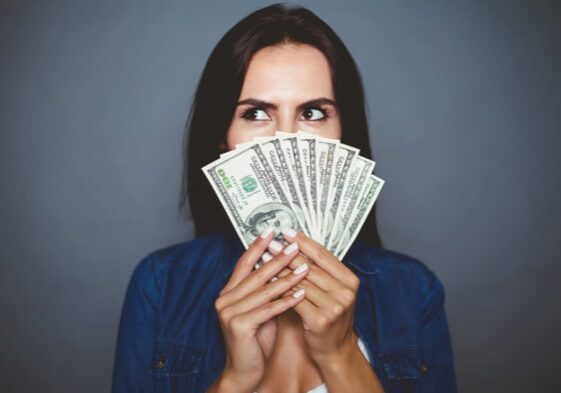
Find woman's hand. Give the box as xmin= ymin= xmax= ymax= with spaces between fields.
xmin=270 ymin=229 xmax=361 ymax=365
xmin=213 ymin=228 xmax=309 ymax=391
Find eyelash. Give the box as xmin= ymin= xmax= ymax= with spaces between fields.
xmin=303 ymin=107 xmax=330 ymax=121
xmin=240 ymin=107 xmax=265 ymax=121
xmin=240 ymin=106 xmax=331 ymax=122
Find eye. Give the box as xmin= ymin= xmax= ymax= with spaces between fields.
xmin=241 ymin=107 xmax=271 ymax=121
xmin=301 ymin=107 xmax=328 ymax=121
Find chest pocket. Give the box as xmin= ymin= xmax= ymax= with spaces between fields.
xmin=151 ymin=339 xmax=205 ymax=393
xmin=378 ymin=348 xmax=422 ymax=393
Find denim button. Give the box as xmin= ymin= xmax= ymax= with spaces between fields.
xmin=421 ymin=364 xmax=429 ymax=373
xmin=155 ymin=357 xmax=166 ymax=369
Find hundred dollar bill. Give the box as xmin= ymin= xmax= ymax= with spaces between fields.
xmin=255 ymin=136 xmax=314 ymax=238
xmin=326 ymin=155 xmax=375 ymax=252
xmin=335 ymin=175 xmax=385 ymax=260
xmin=275 ymin=132 xmax=319 ymax=239
xmin=217 ymin=134 xmax=318 ymax=239
xmin=296 ymin=133 xmax=319 ymax=240
xmin=297 ymin=131 xmax=338 ymax=235
xmin=321 ymin=143 xmax=360 ymax=243
xmin=207 ymin=131 xmax=385 ymax=262
xmin=202 ymin=144 xmax=306 ymax=256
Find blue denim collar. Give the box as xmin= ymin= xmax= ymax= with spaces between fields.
xmin=344 ymin=239 xmax=381 ymax=275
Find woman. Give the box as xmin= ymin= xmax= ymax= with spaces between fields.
xmin=111 ymin=4 xmax=457 ymax=393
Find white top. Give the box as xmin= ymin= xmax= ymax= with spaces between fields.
xmin=254 ymin=336 xmax=371 ymax=393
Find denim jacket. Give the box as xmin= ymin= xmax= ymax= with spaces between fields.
xmin=111 ymin=231 xmax=458 ymax=393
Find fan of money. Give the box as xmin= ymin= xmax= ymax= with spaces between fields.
xmin=202 ymin=130 xmax=384 ymax=267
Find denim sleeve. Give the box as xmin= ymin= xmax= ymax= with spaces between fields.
xmin=111 ymin=254 xmax=160 ymax=393
xmin=419 ymin=271 xmax=458 ymax=393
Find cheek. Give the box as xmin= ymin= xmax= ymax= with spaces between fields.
xmin=323 ymin=126 xmax=342 ymax=140
xmin=300 ymin=119 xmax=342 ymax=140
xmin=226 ymin=121 xmax=276 ymax=151
xmin=225 ymin=123 xmax=248 ymax=151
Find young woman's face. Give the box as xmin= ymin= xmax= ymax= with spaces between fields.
xmin=225 ymin=43 xmax=342 ymax=150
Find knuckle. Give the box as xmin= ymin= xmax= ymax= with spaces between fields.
xmin=281 ymin=272 xmax=294 ymax=283
xmin=315 ymin=314 xmax=329 ymax=330
xmin=284 ymin=272 xmax=297 ymax=281
xmin=219 ymin=306 xmax=233 ymax=323
xmin=282 ymin=295 xmax=296 ymax=307
xmin=340 ymin=288 xmax=356 ymax=305
xmin=313 ymin=247 xmax=331 ymax=262
xmin=261 ymin=283 xmax=278 ymax=299
xmin=349 ymin=275 xmax=360 ymax=290
xmin=277 ymin=267 xmax=292 ymax=278
xmin=253 ymin=268 xmax=269 ymax=282
xmin=229 ymin=315 xmax=247 ymax=334
xmin=330 ymin=303 xmax=344 ymax=317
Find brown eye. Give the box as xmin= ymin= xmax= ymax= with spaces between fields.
xmin=242 ymin=108 xmax=271 ymax=121
xmin=301 ymin=108 xmax=327 ymax=121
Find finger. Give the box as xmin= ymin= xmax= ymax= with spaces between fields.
xmin=219 ymin=242 xmax=301 ymax=307
xmin=268 ymin=248 xmax=310 ymax=272
xmin=233 ymin=288 xmax=306 ymax=329
xmin=226 ymin=263 xmax=309 ymax=316
xmin=280 ymin=228 xmax=356 ymax=288
xmin=277 ymin=260 xmax=339 ymax=292
xmin=260 ymin=252 xmax=281 ymax=283
xmin=280 ymin=252 xmax=307 ymax=270
xmin=276 ymin=254 xmax=346 ymax=294
xmin=283 ymin=289 xmax=321 ymax=329
xmin=267 ymin=239 xmax=285 ymax=255
xmin=286 ymin=277 xmax=333 ymax=309
xmin=298 ymin=263 xmax=343 ymax=292
xmin=264 ymin=245 xmax=309 ymax=283
xmin=221 ymin=227 xmax=275 ymax=294
xmin=275 ymin=258 xmax=343 ymax=295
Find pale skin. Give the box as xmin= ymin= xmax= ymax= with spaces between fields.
xmin=208 ymin=43 xmax=385 ymax=393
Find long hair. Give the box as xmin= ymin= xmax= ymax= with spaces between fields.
xmin=179 ymin=3 xmax=383 ymax=247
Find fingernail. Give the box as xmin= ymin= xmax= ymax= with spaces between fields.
xmin=260 ymin=227 xmax=274 ymax=239
xmin=283 ymin=242 xmax=299 ymax=255
xmin=261 ymin=252 xmax=273 ymax=263
xmin=281 ymin=227 xmax=297 ymax=238
xmin=270 ymin=276 xmax=278 ymax=282
xmin=269 ymin=240 xmax=283 ymax=253
xmin=293 ymin=263 xmax=308 ymax=275
xmin=293 ymin=288 xmax=305 ymax=298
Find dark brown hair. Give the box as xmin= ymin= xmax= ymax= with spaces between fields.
xmin=179 ymin=3 xmax=382 ymax=247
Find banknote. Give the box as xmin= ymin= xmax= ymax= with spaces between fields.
xmin=297 ymin=133 xmax=319 ymax=235
xmin=321 ymin=143 xmax=360 ymax=244
xmin=202 ymin=144 xmax=306 ymax=250
xmin=326 ymin=155 xmax=375 ymax=252
xmin=275 ymin=132 xmax=319 ymax=239
xmin=335 ymin=175 xmax=385 ymax=260
xmin=296 ymin=131 xmax=338 ymax=235
xmin=203 ymin=131 xmax=384 ymax=266
xmin=256 ymin=137 xmax=314 ymax=238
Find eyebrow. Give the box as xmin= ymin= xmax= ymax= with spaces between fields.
xmin=236 ymin=97 xmax=337 ymax=111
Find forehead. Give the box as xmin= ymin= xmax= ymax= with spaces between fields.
xmin=240 ymin=43 xmax=334 ymax=101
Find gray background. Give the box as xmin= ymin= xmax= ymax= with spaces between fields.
xmin=1 ymin=1 xmax=559 ymax=392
